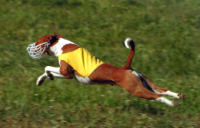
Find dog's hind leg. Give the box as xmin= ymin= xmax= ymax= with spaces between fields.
xmin=119 ymin=72 xmax=180 ymax=107
xmin=122 ymin=82 xmax=180 ymax=107
xmin=141 ymin=75 xmax=185 ymax=99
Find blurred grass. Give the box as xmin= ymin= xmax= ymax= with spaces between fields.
xmin=0 ymin=0 xmax=200 ymax=127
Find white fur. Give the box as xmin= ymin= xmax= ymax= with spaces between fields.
xmin=49 ymin=38 xmax=77 ymax=57
xmin=165 ymin=91 xmax=179 ymax=99
xmin=124 ymin=38 xmax=132 ymax=49
xmin=75 ymin=75 xmax=91 ymax=84
xmin=153 ymin=90 xmax=179 ymax=99
xmin=50 ymin=72 xmax=66 ymax=78
xmin=36 ymin=72 xmax=66 ymax=86
xmin=156 ymin=97 xmax=173 ymax=106
xmin=45 ymin=66 xmax=60 ymax=74
xmin=45 ymin=66 xmax=61 ymax=78
xmin=36 ymin=73 xmax=46 ymax=85
xmin=132 ymin=70 xmax=139 ymax=77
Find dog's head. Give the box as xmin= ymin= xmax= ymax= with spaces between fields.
xmin=27 ymin=23 xmax=64 ymax=59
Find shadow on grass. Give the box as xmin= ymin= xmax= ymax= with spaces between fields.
xmin=122 ymin=101 xmax=166 ymax=115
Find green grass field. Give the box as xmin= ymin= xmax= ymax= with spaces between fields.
xmin=0 ymin=0 xmax=200 ymax=127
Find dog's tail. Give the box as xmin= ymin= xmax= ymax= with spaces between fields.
xmin=123 ymin=38 xmax=135 ymax=69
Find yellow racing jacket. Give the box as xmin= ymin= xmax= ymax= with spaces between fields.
xmin=58 ymin=47 xmax=104 ymax=77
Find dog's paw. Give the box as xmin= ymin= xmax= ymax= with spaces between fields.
xmin=46 ymin=72 xmax=54 ymax=80
xmin=36 ymin=74 xmax=46 ymax=86
xmin=37 ymin=79 xmax=44 ymax=86
xmin=172 ymin=102 xmax=181 ymax=107
xmin=178 ymin=93 xmax=186 ymax=99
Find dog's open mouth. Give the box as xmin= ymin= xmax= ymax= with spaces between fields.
xmin=27 ymin=42 xmax=48 ymax=59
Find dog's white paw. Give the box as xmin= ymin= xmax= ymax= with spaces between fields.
xmin=36 ymin=74 xmax=46 ymax=86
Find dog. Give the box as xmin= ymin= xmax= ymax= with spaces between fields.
xmin=27 ymin=24 xmax=185 ymax=107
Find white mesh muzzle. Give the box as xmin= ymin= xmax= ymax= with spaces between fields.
xmin=27 ymin=42 xmax=49 ymax=59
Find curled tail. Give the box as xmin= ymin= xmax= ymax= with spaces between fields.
xmin=123 ymin=38 xmax=135 ymax=69
xmin=124 ymin=38 xmax=154 ymax=92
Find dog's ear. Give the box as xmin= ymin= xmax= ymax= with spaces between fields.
xmin=57 ymin=35 xmax=64 ymax=38
xmin=47 ymin=35 xmax=63 ymax=43
xmin=52 ymin=23 xmax=64 ymax=38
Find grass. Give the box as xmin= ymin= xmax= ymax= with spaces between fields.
xmin=0 ymin=0 xmax=200 ymax=127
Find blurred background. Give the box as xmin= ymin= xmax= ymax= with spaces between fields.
xmin=0 ymin=0 xmax=200 ymax=127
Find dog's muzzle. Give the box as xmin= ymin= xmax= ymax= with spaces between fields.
xmin=27 ymin=42 xmax=49 ymax=59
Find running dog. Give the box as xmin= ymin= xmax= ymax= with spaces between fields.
xmin=27 ymin=24 xmax=185 ymax=107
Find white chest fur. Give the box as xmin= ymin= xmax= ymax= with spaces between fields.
xmin=75 ymin=75 xmax=91 ymax=84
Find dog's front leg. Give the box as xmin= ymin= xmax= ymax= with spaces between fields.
xmin=36 ymin=66 xmax=66 ymax=86
xmin=37 ymin=73 xmax=47 ymax=86
xmin=44 ymin=66 xmax=61 ymax=80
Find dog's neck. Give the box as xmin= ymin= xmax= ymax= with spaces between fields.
xmin=49 ymin=38 xmax=76 ymax=57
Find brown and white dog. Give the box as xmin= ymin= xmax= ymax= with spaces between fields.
xmin=27 ymin=25 xmax=185 ymax=107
